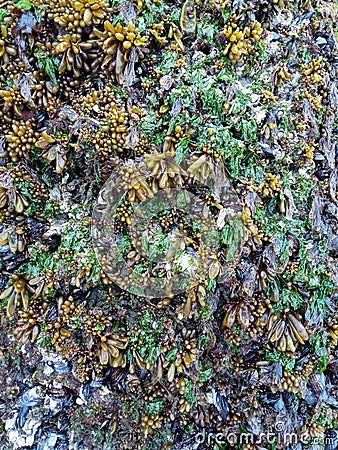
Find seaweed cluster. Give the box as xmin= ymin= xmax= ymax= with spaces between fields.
xmin=0 ymin=0 xmax=337 ymax=449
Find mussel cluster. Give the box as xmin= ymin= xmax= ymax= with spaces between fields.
xmin=0 ymin=0 xmax=337 ymax=448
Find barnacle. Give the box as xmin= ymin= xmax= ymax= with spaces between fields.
xmin=180 ymin=0 xmax=197 ymax=38
xmin=0 ymin=186 xmax=28 ymax=214
xmin=222 ymin=298 xmax=256 ymax=330
xmin=196 ymin=244 xmax=221 ymax=280
xmin=303 ymin=141 xmax=315 ymax=161
xmin=70 ymin=0 xmax=109 ymax=27
xmin=168 ymin=23 xmax=185 ymax=52
xmin=0 ymin=180 xmax=29 ymax=214
xmin=183 ymin=279 xmax=207 ymax=317
xmin=0 ymin=224 xmax=26 ymax=253
xmin=257 ymin=173 xmax=283 ymax=197
xmin=54 ymin=34 xmax=98 ymax=78
xmin=266 ymin=311 xmax=309 ymax=352
xmin=302 ymin=56 xmax=325 ymax=84
xmin=35 ymin=130 xmax=68 ymax=174
xmin=149 ymin=22 xmax=168 ymax=46
xmin=0 ymin=274 xmax=46 ymax=317
xmin=98 ymin=334 xmax=129 ymax=366
xmin=132 ymin=0 xmax=160 ymax=10
xmin=211 ymin=0 xmax=228 ymax=11
xmin=4 ymin=118 xmax=39 ymax=162
xmin=83 ymin=309 xmax=110 ymax=336
xmin=32 ymin=0 xmax=106 ymax=30
xmin=74 ymin=87 xmax=130 ymax=156
xmin=120 ymin=163 xmax=154 ymax=203
xmin=31 ymin=78 xmax=59 ymax=110
xmin=0 ymin=84 xmax=27 ymax=117
xmin=187 ymin=151 xmax=221 ymax=184
xmin=172 ymin=329 xmax=199 ymax=375
xmin=301 ymin=422 xmax=325 ymax=442
xmin=274 ymin=64 xmax=293 ymax=85
xmin=221 ymin=20 xmax=263 ymax=64
xmin=140 ymin=414 xmax=162 ymax=437
xmin=93 ymin=21 xmax=148 ymax=82
xmin=176 ymin=377 xmax=196 ymax=413
xmin=0 ymin=24 xmax=17 ymax=68
xmin=241 ymin=206 xmax=263 ymax=246
xmin=328 ymin=324 xmax=338 ymax=346
xmin=11 ymin=307 xmax=45 ymax=345
xmin=145 ymin=148 xmax=188 ymax=189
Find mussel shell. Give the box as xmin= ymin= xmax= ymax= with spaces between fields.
xmin=47 ymin=386 xmax=74 ymax=405
xmin=48 ymin=355 xmax=70 ymax=374
xmin=315 ymin=169 xmax=330 ymax=180
xmin=17 ymin=386 xmax=44 ymax=408
xmin=106 ymin=367 xmax=128 ymax=392
xmin=2 ymin=250 xmax=28 ymax=270
xmin=215 ymin=393 xmax=228 ymax=420
xmin=0 ymin=272 xmax=8 ymax=289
